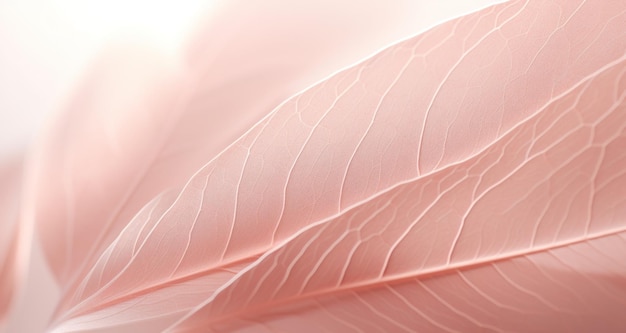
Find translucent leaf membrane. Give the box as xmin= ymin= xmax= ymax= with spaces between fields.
xmin=48 ymin=0 xmax=626 ymax=331
xmin=172 ymin=55 xmax=626 ymax=332
xmin=31 ymin=0 xmax=501 ymax=296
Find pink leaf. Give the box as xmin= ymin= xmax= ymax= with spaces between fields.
xmin=49 ymin=0 xmax=626 ymax=331
xmin=170 ymin=54 xmax=626 ymax=332
xmin=29 ymin=0 xmax=459 ymax=291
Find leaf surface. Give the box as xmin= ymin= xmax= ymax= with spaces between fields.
xmin=50 ymin=0 xmax=626 ymax=331
xmin=34 ymin=1 xmax=510 ymax=330
xmin=171 ymin=54 xmax=626 ymax=332
xmin=30 ymin=0 xmax=470 ymax=292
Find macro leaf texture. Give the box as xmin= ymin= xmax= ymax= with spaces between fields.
xmin=21 ymin=0 xmax=506 ymax=331
xmin=0 ymin=0 xmax=622 ymax=332
xmin=28 ymin=0 xmax=471 ymax=293
xmin=38 ymin=0 xmax=626 ymax=332
xmin=172 ymin=55 xmax=626 ymax=333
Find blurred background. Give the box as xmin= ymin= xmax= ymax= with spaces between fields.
xmin=0 ymin=0 xmax=213 ymax=156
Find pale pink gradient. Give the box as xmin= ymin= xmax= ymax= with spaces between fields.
xmin=0 ymin=156 xmax=20 ymax=326
xmin=1 ymin=0 xmax=625 ymax=332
